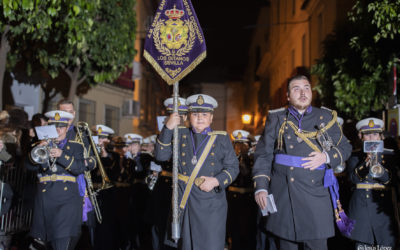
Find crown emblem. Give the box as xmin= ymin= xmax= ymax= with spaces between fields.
xmin=128 ymin=136 xmax=132 ymax=140
xmin=98 ymin=127 xmax=103 ymax=134
xmin=165 ymin=5 xmax=185 ymax=20
xmin=178 ymin=100 xmax=181 ymax=106
xmin=54 ymin=113 xmax=61 ymax=121
xmin=196 ymin=95 xmax=204 ymax=105
xmin=237 ymin=132 xmax=243 ymax=139
xmin=368 ymin=120 xmax=375 ymax=128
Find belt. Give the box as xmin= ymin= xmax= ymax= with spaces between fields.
xmin=356 ymin=183 xmax=388 ymax=190
xmin=39 ymin=174 xmax=76 ymax=183
xmin=228 ymin=186 xmax=253 ymax=194
xmin=160 ymin=171 xmax=204 ymax=186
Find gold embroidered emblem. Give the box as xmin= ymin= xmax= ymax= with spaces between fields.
xmin=128 ymin=136 xmax=132 ymax=140
xmin=97 ymin=127 xmax=103 ymax=135
xmin=54 ymin=113 xmax=61 ymax=121
xmin=333 ymin=153 xmax=338 ymax=159
xmin=368 ymin=120 xmax=375 ymax=128
xmin=178 ymin=100 xmax=181 ymax=107
xmin=237 ymin=132 xmax=243 ymax=139
xmin=196 ymin=95 xmax=204 ymax=105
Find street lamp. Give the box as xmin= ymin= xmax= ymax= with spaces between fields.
xmin=242 ymin=113 xmax=252 ymax=125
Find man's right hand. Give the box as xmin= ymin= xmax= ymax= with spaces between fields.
xmin=255 ymin=190 xmax=268 ymax=210
xmin=165 ymin=112 xmax=181 ymax=130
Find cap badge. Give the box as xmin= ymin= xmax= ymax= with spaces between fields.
xmin=128 ymin=136 xmax=132 ymax=140
xmin=237 ymin=132 xmax=243 ymax=139
xmin=54 ymin=113 xmax=61 ymax=121
xmin=196 ymin=95 xmax=204 ymax=105
xmin=368 ymin=120 xmax=375 ymax=128
xmin=178 ymin=100 xmax=181 ymax=106
xmin=98 ymin=127 xmax=103 ymax=134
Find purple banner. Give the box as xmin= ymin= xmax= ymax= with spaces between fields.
xmin=144 ymin=0 xmax=207 ymax=85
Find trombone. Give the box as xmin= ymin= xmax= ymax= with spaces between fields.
xmin=77 ymin=122 xmax=113 ymax=190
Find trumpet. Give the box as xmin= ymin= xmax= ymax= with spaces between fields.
xmin=368 ymin=153 xmax=384 ymax=178
xmin=30 ymin=139 xmax=58 ymax=171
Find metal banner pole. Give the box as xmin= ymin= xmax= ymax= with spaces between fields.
xmin=171 ymin=81 xmax=180 ymax=242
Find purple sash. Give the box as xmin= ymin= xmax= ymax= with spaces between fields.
xmin=275 ymin=154 xmax=354 ymax=236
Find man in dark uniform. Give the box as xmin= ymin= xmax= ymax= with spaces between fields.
xmin=148 ymin=97 xmax=189 ymax=250
xmin=252 ymin=75 xmax=352 ymax=250
xmin=227 ymin=129 xmax=257 ymax=250
xmin=347 ymin=118 xmax=398 ymax=248
xmin=25 ymin=110 xmax=92 ymax=250
xmin=155 ymin=94 xmax=239 ymax=250
xmin=57 ymin=99 xmax=97 ymax=247
xmin=92 ymin=124 xmax=119 ymax=250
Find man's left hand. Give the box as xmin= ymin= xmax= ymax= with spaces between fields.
xmin=302 ymin=151 xmax=327 ymax=170
xmin=199 ymin=176 xmax=219 ymax=192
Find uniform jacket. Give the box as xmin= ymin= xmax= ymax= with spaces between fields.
xmin=25 ymin=139 xmax=88 ymax=241
xmin=252 ymin=106 xmax=352 ymax=241
xmin=155 ymin=126 xmax=239 ymax=250
xmin=347 ymin=149 xmax=399 ymax=246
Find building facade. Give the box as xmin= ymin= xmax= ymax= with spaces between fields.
xmin=243 ymin=0 xmax=355 ymax=133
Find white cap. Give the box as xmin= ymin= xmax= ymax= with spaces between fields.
xmin=232 ymin=130 xmax=250 ymax=142
xmin=45 ymin=110 xmax=74 ymax=127
xmin=95 ymin=125 xmax=114 ymax=136
xmin=163 ymin=97 xmax=188 ymax=113
xmin=337 ymin=117 xmax=344 ymax=126
xmin=124 ymin=133 xmax=143 ymax=144
xmin=186 ymin=94 xmax=218 ymax=112
xmin=356 ymin=118 xmax=384 ymax=133
xmin=143 ymin=134 xmax=157 ymax=144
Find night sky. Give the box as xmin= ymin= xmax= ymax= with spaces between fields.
xmin=181 ymin=0 xmax=268 ymax=84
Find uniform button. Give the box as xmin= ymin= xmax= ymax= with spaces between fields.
xmin=380 ymin=193 xmax=384 ymax=197
xmin=290 ymin=178 xmax=294 ymax=182
xmin=182 ymin=162 xmax=186 ymax=166
xmin=42 ymin=189 xmax=46 ymax=192
xmin=64 ymin=187 xmax=68 ymax=191
xmin=183 ymin=135 xmax=187 ymax=139
xmin=381 ymin=155 xmax=384 ymax=159
xmin=311 ymin=179 xmax=315 ymax=183
xmin=165 ymin=179 xmax=169 ymax=183
xmin=182 ymin=152 xmax=185 ymax=156
xmin=182 ymin=144 xmax=186 ymax=147
xmin=382 ymin=160 xmax=385 ymax=164
xmin=366 ymin=189 xmax=369 ymax=192
xmin=211 ymin=152 xmax=215 ymax=156
xmin=287 ymin=135 xmax=291 ymax=139
xmin=183 ymin=172 xmax=187 ymax=175
xmin=211 ymin=162 xmax=214 ymax=166
xmin=212 ymin=144 xmax=215 ymax=148
xmin=366 ymin=194 xmax=370 ymax=198
xmin=289 ymin=145 xmax=294 ymax=149
xmin=234 ymin=194 xmax=237 ymax=198
xmin=290 ymin=167 xmax=294 ymax=170
xmin=161 ymin=146 xmax=164 ymax=150
xmin=285 ymin=126 xmax=288 ymax=129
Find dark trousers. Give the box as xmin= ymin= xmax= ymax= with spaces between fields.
xmin=279 ymin=238 xmax=327 ymax=250
xmin=51 ymin=236 xmax=80 ymax=250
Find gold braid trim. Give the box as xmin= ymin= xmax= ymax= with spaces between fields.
xmin=288 ymin=122 xmax=321 ymax=153
xmin=144 ymin=50 xmax=207 ymax=85
xmin=278 ymin=121 xmax=287 ymax=150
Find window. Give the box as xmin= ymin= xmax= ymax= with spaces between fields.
xmin=105 ymin=105 xmax=120 ymax=135
xmin=78 ymin=99 xmax=96 ymax=125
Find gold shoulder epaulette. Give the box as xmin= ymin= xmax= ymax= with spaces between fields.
xmin=321 ymin=106 xmax=333 ymax=112
xmin=269 ymin=107 xmax=285 ymax=114
xmin=208 ymin=131 xmax=227 ymax=136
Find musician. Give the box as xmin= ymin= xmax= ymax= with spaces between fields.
xmin=25 ymin=110 xmax=89 ymax=250
xmin=155 ymin=94 xmax=239 ymax=250
xmin=346 ymin=118 xmax=398 ymax=249
xmin=57 ymin=99 xmax=97 ymax=247
xmin=227 ymin=130 xmax=257 ymax=250
xmin=92 ymin=124 xmax=119 ymax=250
